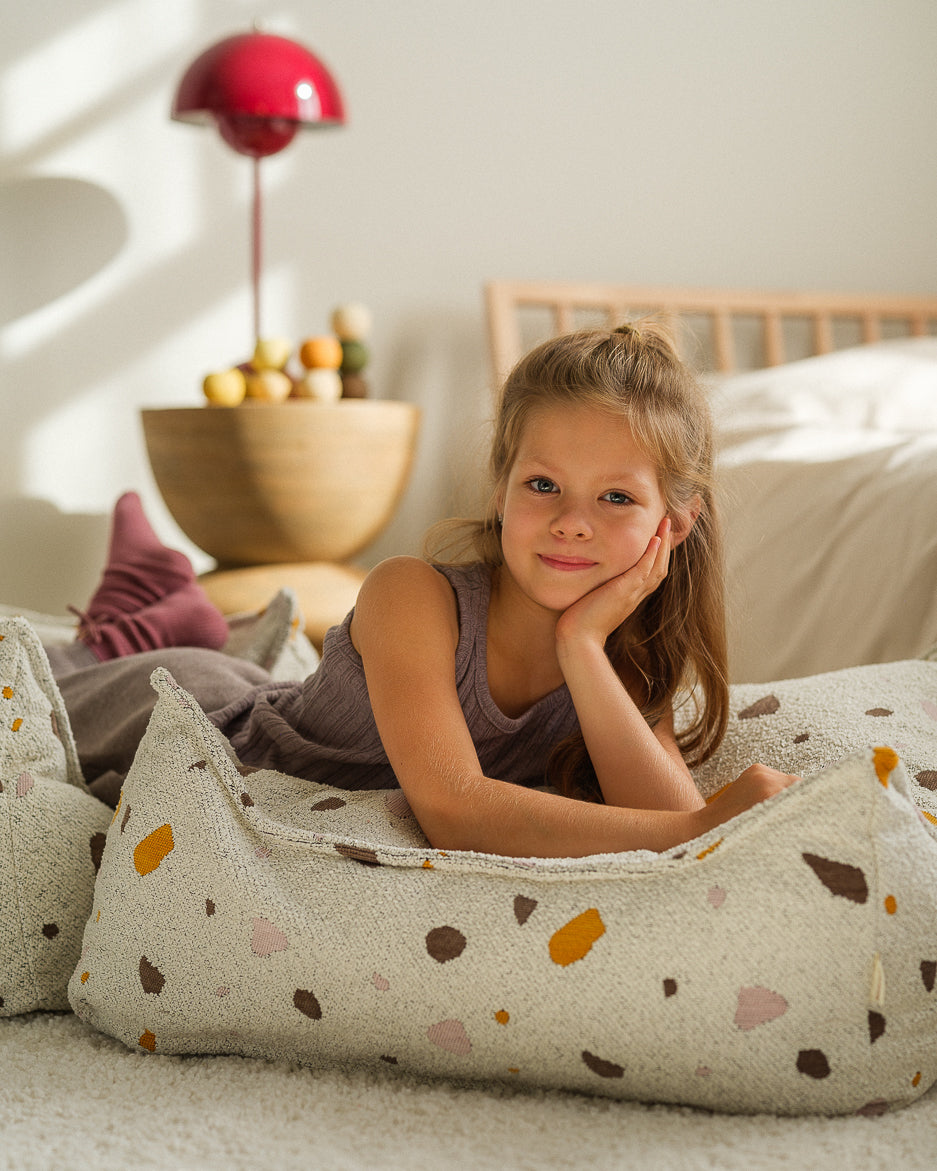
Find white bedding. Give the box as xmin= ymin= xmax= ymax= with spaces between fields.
xmin=713 ymin=338 xmax=937 ymax=683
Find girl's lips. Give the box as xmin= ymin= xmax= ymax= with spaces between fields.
xmin=538 ymin=554 xmax=598 ymax=571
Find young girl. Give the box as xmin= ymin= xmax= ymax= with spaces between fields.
xmin=45 ymin=323 xmax=797 ymax=856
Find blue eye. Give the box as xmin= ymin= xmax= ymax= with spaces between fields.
xmin=528 ymin=477 xmax=557 ymax=494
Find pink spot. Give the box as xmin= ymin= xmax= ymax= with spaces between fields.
xmin=16 ymin=772 xmax=34 ymax=798
xmin=217 ymin=986 xmax=229 ymax=997
xmin=696 ymin=1065 xmax=712 ymax=1077
xmin=372 ymin=973 xmax=390 ymax=992
xmin=251 ymin=916 xmax=288 ymax=957
xmin=427 ymin=1018 xmax=472 ymax=1056
xmin=707 ymin=886 xmax=726 ymax=908
xmin=735 ymin=986 xmax=789 ymax=1031
xmin=254 ymin=846 xmax=272 ymax=860
xmin=923 ymin=700 xmax=937 ymax=722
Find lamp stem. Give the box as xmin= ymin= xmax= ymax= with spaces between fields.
xmin=251 ymin=155 xmax=262 ymax=344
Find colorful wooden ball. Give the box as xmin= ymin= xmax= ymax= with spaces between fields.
xmin=340 ymin=340 xmax=370 ymax=374
xmin=331 ymin=302 xmax=372 ymax=341
xmin=294 ymin=368 xmax=343 ymax=402
xmin=245 ymin=369 xmax=292 ymax=402
xmin=299 ymin=335 xmax=343 ymax=370
xmin=340 ymin=373 xmax=369 ymax=399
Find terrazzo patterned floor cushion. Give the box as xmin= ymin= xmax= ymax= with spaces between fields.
xmin=690 ymin=659 xmax=937 ymax=814
xmin=69 ymin=667 xmax=937 ymax=1115
xmin=0 ymin=618 xmax=111 ymax=1016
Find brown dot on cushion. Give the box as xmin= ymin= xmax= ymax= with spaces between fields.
xmin=90 ymin=831 xmax=107 ymax=873
xmin=426 ymin=925 xmax=466 ymax=963
xmin=139 ymin=956 xmax=165 ymax=995
xmin=380 ymin=1055 xmax=398 ymax=1064
xmin=120 ymin=804 xmax=131 ymax=833
xmin=865 ymin=708 xmax=893 ymax=718
xmin=922 ymin=960 xmax=937 ymax=992
xmin=663 ymin=978 xmax=678 ymax=997
xmin=335 ymin=843 xmax=380 ymax=866
xmin=916 ymin=771 xmax=937 ymax=791
xmin=738 ymin=695 xmax=780 ymax=719
xmin=857 ymin=1099 xmax=890 ymax=1117
xmin=794 ymin=732 xmax=810 ymax=744
xmin=513 ymin=895 xmax=537 ymax=926
xmin=802 ymin=853 xmax=868 ymax=904
xmin=240 ymin=792 xmax=254 ymax=807
xmin=868 ymin=1010 xmax=886 ymax=1043
xmin=293 ymin=989 xmax=322 ymax=1020
xmin=206 ymin=899 xmax=216 ymax=917
xmin=188 ymin=760 xmax=207 ymax=771
xmin=796 ymin=1049 xmax=831 ymax=1079
xmin=312 ymin=796 xmax=346 ymax=810
xmin=582 ymin=1050 xmax=624 ymax=1079
xmin=41 ymin=923 xmax=59 ymax=940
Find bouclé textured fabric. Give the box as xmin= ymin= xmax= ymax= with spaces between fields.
xmin=69 ymin=668 xmax=937 ymax=1115
xmin=0 ymin=619 xmax=111 ymax=1015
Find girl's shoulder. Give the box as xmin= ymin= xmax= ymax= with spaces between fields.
xmin=350 ymin=557 xmax=491 ymax=660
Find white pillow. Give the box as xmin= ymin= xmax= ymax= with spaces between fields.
xmin=69 ymin=667 xmax=937 ymax=1116
xmin=711 ymin=337 xmax=937 ymax=441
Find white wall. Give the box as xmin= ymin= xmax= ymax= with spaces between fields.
xmin=3 ymin=0 xmax=937 ymax=613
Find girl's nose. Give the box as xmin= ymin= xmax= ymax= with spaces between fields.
xmin=551 ymin=507 xmax=591 ymax=539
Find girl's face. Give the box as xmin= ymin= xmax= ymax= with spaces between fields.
xmin=498 ymin=403 xmax=693 ymax=615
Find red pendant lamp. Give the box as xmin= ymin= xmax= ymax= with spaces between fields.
xmin=172 ymin=30 xmax=346 ymax=343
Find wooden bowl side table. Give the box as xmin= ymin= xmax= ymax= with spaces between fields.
xmin=142 ymin=400 xmax=420 ymax=649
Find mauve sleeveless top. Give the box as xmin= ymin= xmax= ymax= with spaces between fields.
xmin=212 ymin=562 xmax=579 ymax=791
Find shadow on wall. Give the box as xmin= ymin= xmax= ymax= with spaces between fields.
xmin=0 ymin=497 xmax=108 ymax=615
xmin=0 ymin=176 xmax=128 ymax=324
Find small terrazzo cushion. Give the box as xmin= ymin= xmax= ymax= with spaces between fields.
xmin=69 ymin=668 xmax=937 ymax=1115
xmin=689 ymin=659 xmax=937 ymax=828
xmin=0 ymin=618 xmax=112 ymax=1016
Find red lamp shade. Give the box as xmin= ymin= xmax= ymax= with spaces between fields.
xmin=171 ymin=31 xmax=346 ymax=158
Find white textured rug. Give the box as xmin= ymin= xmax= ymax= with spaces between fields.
xmin=2 ymin=1013 xmax=935 ymax=1171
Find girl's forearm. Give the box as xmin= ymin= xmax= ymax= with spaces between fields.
xmin=556 ymin=637 xmax=704 ymax=812
xmin=419 ymin=771 xmax=707 ymax=858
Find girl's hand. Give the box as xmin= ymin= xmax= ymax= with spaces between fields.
xmin=555 ymin=517 xmax=672 ymax=650
xmin=700 ymin=764 xmax=800 ymax=830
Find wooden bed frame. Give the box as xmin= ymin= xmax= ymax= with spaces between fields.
xmin=485 ymin=280 xmax=937 ymax=384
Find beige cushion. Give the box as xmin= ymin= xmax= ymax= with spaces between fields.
xmin=69 ymin=667 xmax=937 ymax=1115
xmin=0 ymin=618 xmax=112 ymax=1016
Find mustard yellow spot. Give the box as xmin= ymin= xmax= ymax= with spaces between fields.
xmin=139 ymin=1030 xmax=156 ymax=1052
xmin=422 ymin=860 xmax=434 ymax=869
xmin=2 ymin=686 xmax=13 ymax=699
xmin=704 ymin=783 xmax=731 ymax=805
xmin=507 ymin=1067 xmax=520 ymax=1075
xmin=696 ymin=838 xmax=724 ymax=860
xmin=96 ymin=909 xmax=101 ymax=922
xmin=80 ymin=971 xmax=90 ymax=984
xmin=495 ymin=1010 xmax=510 ymax=1025
xmin=884 ymin=895 xmax=898 ymax=915
xmin=110 ymin=793 xmax=122 ymax=826
xmin=549 ymin=908 xmax=606 ymax=966
xmin=133 ymin=824 xmax=175 ymax=876
xmin=923 ymin=811 xmax=937 ymax=826
xmin=913 ymin=1071 xmax=922 ymax=1087
xmin=11 ymin=718 xmax=22 ymax=732
xmin=873 ymin=746 xmax=899 ymax=787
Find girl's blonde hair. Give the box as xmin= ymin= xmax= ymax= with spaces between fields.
xmin=425 ymin=322 xmax=729 ymax=798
